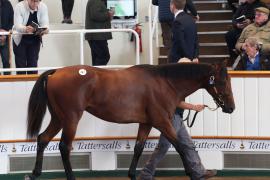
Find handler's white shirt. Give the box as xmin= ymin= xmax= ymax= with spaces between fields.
xmin=13 ymin=0 xmax=49 ymax=45
xmin=174 ymin=9 xmax=184 ymax=18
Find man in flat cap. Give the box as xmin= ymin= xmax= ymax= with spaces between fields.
xmin=236 ymin=7 xmax=270 ymax=55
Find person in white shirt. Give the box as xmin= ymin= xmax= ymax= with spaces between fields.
xmin=13 ymin=0 xmax=49 ymax=74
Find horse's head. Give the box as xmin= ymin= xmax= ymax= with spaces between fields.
xmin=205 ymin=62 xmax=235 ymax=113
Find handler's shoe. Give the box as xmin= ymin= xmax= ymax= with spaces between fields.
xmin=137 ymin=174 xmax=155 ymax=180
xmin=204 ymin=169 xmax=217 ymax=179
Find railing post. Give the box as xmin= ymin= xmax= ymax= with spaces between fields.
xmin=148 ymin=0 xmax=153 ymax=65
xmin=80 ymin=31 xmax=85 ymax=65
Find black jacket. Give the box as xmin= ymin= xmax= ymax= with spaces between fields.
xmin=169 ymin=12 xmax=199 ymax=63
xmin=0 ymin=0 xmax=14 ymax=31
xmin=85 ymin=0 xmax=112 ymax=40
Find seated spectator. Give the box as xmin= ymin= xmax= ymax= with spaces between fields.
xmin=236 ymin=37 xmax=270 ymax=70
xmin=236 ymin=7 xmax=270 ymax=55
xmin=61 ymin=0 xmax=74 ymax=24
xmin=13 ymin=0 xmax=49 ymax=74
xmin=0 ymin=0 xmax=13 ymax=75
xmin=225 ymin=0 xmax=266 ymax=65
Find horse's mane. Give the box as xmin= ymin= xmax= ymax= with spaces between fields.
xmin=136 ymin=63 xmax=213 ymax=79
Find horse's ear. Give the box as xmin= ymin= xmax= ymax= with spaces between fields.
xmin=211 ymin=60 xmax=227 ymax=70
xmin=220 ymin=60 xmax=228 ymax=68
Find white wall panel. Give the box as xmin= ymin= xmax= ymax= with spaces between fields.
xmin=202 ymin=89 xmax=218 ymax=136
xmin=217 ymin=109 xmax=231 ymax=136
xmin=230 ymin=78 xmax=245 ymax=136
xmin=0 ymin=83 xmax=14 ymax=140
xmin=75 ymin=113 xmax=95 ymax=137
xmin=244 ymin=78 xmax=259 ymax=136
xmin=258 ymin=78 xmax=270 ymax=136
xmin=188 ymin=90 xmax=205 ymax=135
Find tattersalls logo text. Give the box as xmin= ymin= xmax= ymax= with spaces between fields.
xmin=77 ymin=141 xmax=121 ymax=150
xmin=193 ymin=140 xmax=236 ymax=150
xmin=248 ymin=141 xmax=270 ymax=150
xmin=0 ymin=144 xmax=7 ymax=153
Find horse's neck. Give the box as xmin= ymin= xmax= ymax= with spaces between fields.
xmin=173 ymin=78 xmax=204 ymax=99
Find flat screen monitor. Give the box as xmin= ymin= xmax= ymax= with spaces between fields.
xmin=107 ymin=0 xmax=136 ymax=18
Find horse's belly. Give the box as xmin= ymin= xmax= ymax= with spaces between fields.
xmin=87 ymin=108 xmax=146 ymax=124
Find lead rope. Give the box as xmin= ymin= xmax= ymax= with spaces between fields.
xmin=183 ymin=104 xmax=220 ymax=128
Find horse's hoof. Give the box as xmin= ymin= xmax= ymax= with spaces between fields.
xmin=24 ymin=174 xmax=35 ymax=180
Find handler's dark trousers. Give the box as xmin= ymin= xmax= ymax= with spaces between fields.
xmin=139 ymin=114 xmax=206 ymax=180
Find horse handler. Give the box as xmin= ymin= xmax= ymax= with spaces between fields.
xmin=139 ymin=55 xmax=217 ymax=180
xmin=138 ymin=100 xmax=217 ymax=180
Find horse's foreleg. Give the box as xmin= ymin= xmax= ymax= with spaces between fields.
xmin=128 ymin=124 xmax=152 ymax=180
xmin=25 ymin=119 xmax=61 ymax=180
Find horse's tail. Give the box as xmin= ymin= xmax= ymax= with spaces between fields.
xmin=27 ymin=69 xmax=56 ymax=139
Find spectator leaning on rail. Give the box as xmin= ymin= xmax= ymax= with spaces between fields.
xmin=236 ymin=37 xmax=270 ymax=70
xmin=225 ymin=0 xmax=266 ymax=65
xmin=236 ymin=7 xmax=270 ymax=55
xmin=0 ymin=0 xmax=13 ymax=75
xmin=85 ymin=0 xmax=114 ymax=66
xmin=13 ymin=0 xmax=49 ymax=75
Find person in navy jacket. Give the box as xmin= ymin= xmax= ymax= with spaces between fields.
xmin=152 ymin=0 xmax=199 ymax=56
xmin=168 ymin=1 xmax=199 ymax=63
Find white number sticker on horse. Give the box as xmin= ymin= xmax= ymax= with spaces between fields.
xmin=79 ymin=69 xmax=87 ymax=76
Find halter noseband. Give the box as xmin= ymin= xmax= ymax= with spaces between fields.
xmin=208 ymin=75 xmax=225 ymax=108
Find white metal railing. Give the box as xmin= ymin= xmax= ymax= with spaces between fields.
xmin=148 ymin=1 xmax=159 ymax=65
xmin=0 ymin=28 xmax=140 ymax=73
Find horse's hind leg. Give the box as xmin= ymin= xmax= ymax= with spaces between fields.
xmin=26 ymin=117 xmax=62 ymax=180
xmin=128 ymin=124 xmax=152 ymax=180
xmin=59 ymin=113 xmax=82 ymax=180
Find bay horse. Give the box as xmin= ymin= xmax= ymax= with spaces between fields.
xmin=25 ymin=62 xmax=235 ymax=180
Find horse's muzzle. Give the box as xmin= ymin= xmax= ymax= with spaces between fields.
xmin=222 ymin=107 xmax=234 ymax=114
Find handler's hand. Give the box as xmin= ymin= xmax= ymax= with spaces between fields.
xmin=192 ymin=104 xmax=205 ymax=112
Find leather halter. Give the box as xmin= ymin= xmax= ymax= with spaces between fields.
xmin=183 ymin=75 xmax=225 ymax=128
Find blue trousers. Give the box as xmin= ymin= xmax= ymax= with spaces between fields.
xmin=140 ymin=114 xmax=206 ymax=180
